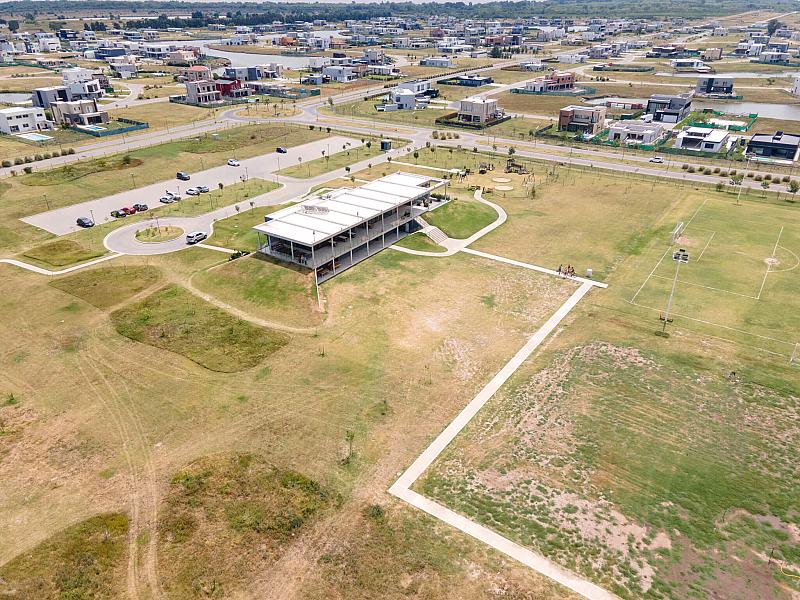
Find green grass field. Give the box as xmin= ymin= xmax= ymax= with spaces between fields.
xmin=49 ymin=265 xmax=162 ymax=309
xmin=624 ymin=194 xmax=800 ymax=356
xmin=111 ymin=284 xmax=290 ymax=372
xmin=276 ymin=139 xmax=386 ymax=178
xmin=402 ymin=152 xmax=800 ymax=600
xmin=424 ymin=196 xmax=498 ymax=239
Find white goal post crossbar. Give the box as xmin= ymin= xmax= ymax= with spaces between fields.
xmin=671 ymin=222 xmax=685 ymax=244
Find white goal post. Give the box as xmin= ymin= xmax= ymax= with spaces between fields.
xmin=671 ymin=222 xmax=685 ymax=244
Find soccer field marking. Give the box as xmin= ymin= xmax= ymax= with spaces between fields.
xmin=649 ymin=273 xmax=759 ymax=299
xmin=756 ymin=225 xmax=784 ymax=300
xmin=770 ymin=245 xmax=800 ymax=273
xmin=630 ymin=198 xmax=709 ymax=304
xmin=630 ymin=299 xmax=797 ymax=350
xmin=389 ymin=281 xmax=620 ymax=600
xmin=695 ymin=231 xmax=716 ymax=262
xmin=630 ymin=245 xmax=671 ymax=304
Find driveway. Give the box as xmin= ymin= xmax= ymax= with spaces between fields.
xmin=21 ymin=136 xmax=360 ymax=236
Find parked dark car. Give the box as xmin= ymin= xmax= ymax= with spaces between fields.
xmin=110 ymin=210 xmax=127 ymax=218
xmin=176 ymin=171 xmax=191 ymax=181
xmin=276 ymin=147 xmax=288 ymax=154
xmin=76 ymin=217 xmax=94 ymax=228
xmin=133 ymin=203 xmax=148 ymax=212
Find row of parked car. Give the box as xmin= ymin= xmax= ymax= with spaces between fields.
xmin=74 ymin=156 xmax=266 ymax=231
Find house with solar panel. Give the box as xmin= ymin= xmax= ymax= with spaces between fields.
xmin=253 ymin=172 xmax=447 ymax=282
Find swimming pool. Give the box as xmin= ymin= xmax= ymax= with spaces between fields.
xmin=16 ymin=132 xmax=53 ymax=142
xmin=79 ymin=124 xmax=107 ymax=132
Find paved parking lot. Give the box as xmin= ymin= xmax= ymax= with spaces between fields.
xmin=21 ymin=136 xmax=360 ymax=236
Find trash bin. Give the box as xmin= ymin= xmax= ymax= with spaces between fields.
xmin=586 ymin=268 xmax=593 ymax=278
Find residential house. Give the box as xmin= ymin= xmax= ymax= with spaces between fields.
xmin=759 ymin=51 xmax=790 ymax=63
xmin=519 ymin=60 xmax=545 ymax=71
xmin=111 ymin=62 xmax=138 ymax=79
xmin=608 ymin=121 xmax=665 ymax=144
xmin=525 ymin=71 xmax=576 ymax=93
xmin=183 ymin=65 xmax=212 ymax=81
xmin=214 ymin=78 xmax=250 ymax=98
xmin=322 ymin=66 xmax=358 ymax=82
xmin=702 ymin=47 xmax=723 ymax=61
xmin=396 ymin=79 xmax=433 ymax=96
xmin=669 ymin=58 xmax=708 ymax=70
xmin=457 ymin=97 xmax=502 ymax=124
xmin=185 ymin=80 xmax=222 ymax=104
xmin=558 ymin=105 xmax=607 ymax=135
xmin=62 ymin=68 xmax=104 ymax=101
xmin=556 ymin=53 xmax=587 ymax=63
xmin=32 ymin=86 xmax=70 ymax=108
xmin=696 ymin=76 xmax=734 ymax=96
xmin=168 ymin=49 xmax=198 ymax=65
xmin=51 ymin=99 xmax=109 ymax=126
xmin=674 ymin=127 xmax=730 ymax=152
xmin=645 ymin=94 xmax=692 ymax=123
xmin=420 ymin=56 xmax=453 ymax=68
xmin=746 ymin=132 xmax=800 ymax=161
xmin=0 ymin=106 xmax=52 ymax=135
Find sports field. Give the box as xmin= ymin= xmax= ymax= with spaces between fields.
xmin=626 ymin=195 xmax=800 ymax=358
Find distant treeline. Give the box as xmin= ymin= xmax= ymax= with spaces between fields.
xmin=0 ymin=0 xmax=794 ymax=22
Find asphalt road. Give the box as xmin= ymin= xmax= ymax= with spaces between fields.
xmin=103 ymin=137 xmax=412 ymax=255
xmin=22 ymin=136 xmax=360 ymax=235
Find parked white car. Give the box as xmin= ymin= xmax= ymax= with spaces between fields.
xmin=186 ymin=231 xmax=208 ymax=245
xmin=185 ymin=187 xmax=201 ymax=196
xmin=227 ymin=159 xmax=240 ymax=166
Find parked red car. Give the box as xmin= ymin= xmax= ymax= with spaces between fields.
xmin=121 ymin=206 xmax=137 ymax=215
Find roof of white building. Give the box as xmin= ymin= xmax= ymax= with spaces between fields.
xmin=679 ymin=127 xmax=729 ymax=142
xmin=0 ymin=106 xmax=40 ymax=115
xmin=253 ymin=172 xmax=446 ymax=246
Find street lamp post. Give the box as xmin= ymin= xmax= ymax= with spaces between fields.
xmin=662 ymin=248 xmax=689 ymax=333
xmin=736 ymin=156 xmax=752 ymax=206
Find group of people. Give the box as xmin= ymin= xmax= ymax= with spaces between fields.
xmin=557 ymin=264 xmax=576 ymax=277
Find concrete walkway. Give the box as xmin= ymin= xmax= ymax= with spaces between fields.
xmin=392 ymin=188 xmax=508 ymax=257
xmin=0 ymin=253 xmax=123 ymax=276
xmin=389 ymin=280 xmax=619 ymax=600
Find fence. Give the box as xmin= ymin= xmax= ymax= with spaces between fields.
xmin=170 ymin=95 xmax=251 ymax=109
xmin=511 ymin=85 xmax=597 ymax=97
xmin=434 ymin=112 xmax=512 ymax=130
xmin=687 ymin=110 xmax=758 ymax=132
xmin=80 ymin=118 xmax=149 ymax=138
xmin=592 ymin=65 xmax=654 ymax=72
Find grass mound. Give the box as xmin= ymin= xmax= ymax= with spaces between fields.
xmin=20 ymin=155 xmax=142 ymax=186
xmin=22 ymin=239 xmax=104 ymax=267
xmin=159 ymin=453 xmax=333 ymax=599
xmin=111 ymin=284 xmax=289 ymax=371
xmin=0 ymin=513 xmax=129 ymax=600
xmin=49 ymin=265 xmax=162 ymax=309
xmin=135 ymin=226 xmax=183 ymax=243
xmin=184 ymin=124 xmax=313 ymax=155
xmin=192 ymin=255 xmax=323 ymax=328
xmin=393 ymin=232 xmax=447 ymax=253
xmin=424 ymin=197 xmax=497 ymax=239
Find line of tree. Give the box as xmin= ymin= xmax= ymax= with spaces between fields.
xmin=0 ymin=0 xmax=794 ymax=22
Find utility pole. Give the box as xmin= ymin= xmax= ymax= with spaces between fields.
xmin=736 ymin=156 xmax=751 ymax=206
xmin=662 ymin=248 xmax=689 ymax=333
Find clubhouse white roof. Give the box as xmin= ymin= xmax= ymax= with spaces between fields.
xmin=253 ymin=172 xmax=446 ymax=246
